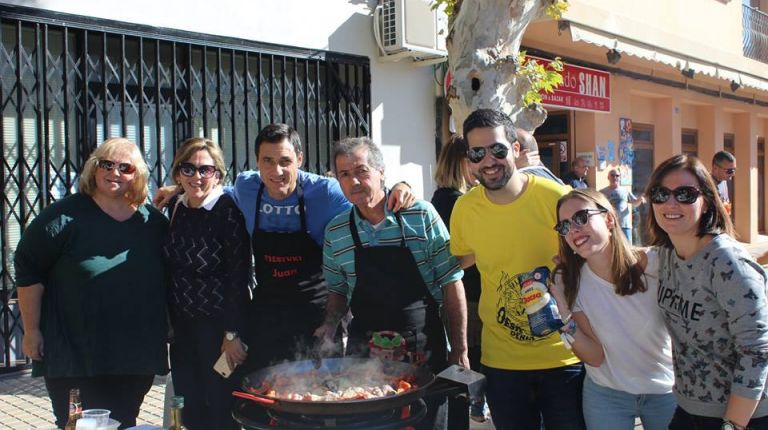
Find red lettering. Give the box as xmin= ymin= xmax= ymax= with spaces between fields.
xmin=272 ymin=268 xmax=299 ymax=278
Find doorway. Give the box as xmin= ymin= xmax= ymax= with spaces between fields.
xmin=632 ymin=123 xmax=654 ymax=245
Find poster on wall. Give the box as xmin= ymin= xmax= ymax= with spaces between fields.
xmin=619 ymin=118 xmax=634 ymax=186
xmin=596 ymin=144 xmax=607 ymax=171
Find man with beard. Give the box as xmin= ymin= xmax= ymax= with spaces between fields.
xmin=449 ymin=109 xmax=585 ymax=430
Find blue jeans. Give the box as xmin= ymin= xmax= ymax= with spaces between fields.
xmin=483 ymin=364 xmax=585 ymax=430
xmin=582 ymin=374 xmax=675 ymax=430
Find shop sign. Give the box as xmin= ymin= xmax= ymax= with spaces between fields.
xmin=528 ymin=56 xmax=611 ymax=113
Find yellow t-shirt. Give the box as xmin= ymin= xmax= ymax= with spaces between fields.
xmin=450 ymin=175 xmax=580 ymax=370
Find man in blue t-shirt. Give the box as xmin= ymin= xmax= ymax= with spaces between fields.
xmin=600 ymin=168 xmax=645 ymax=244
xmin=562 ymin=157 xmax=589 ymax=189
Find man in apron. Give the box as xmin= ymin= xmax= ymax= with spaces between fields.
xmin=316 ymin=137 xmax=468 ymax=430
xmin=232 ymin=124 xmax=415 ymax=372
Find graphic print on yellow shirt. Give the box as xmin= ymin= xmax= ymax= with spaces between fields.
xmin=450 ymin=175 xmax=580 ymax=370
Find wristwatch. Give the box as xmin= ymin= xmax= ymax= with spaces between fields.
xmin=225 ymin=331 xmax=239 ymax=341
xmin=722 ymin=420 xmax=745 ymax=430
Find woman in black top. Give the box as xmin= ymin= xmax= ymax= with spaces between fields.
xmin=163 ymin=138 xmax=251 ymax=430
xmin=430 ymin=135 xmax=487 ymax=422
xmin=15 ymin=138 xmax=169 ymax=429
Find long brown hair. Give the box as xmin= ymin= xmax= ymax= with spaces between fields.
xmin=434 ymin=135 xmax=471 ymax=193
xmin=645 ymin=154 xmax=734 ymax=248
xmin=554 ymin=189 xmax=647 ymax=309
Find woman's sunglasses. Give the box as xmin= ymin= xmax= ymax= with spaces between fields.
xmin=649 ymin=186 xmax=702 ymax=205
xmin=179 ymin=163 xmax=218 ymax=178
xmin=467 ymin=142 xmax=510 ymax=164
xmin=554 ymin=208 xmax=608 ymax=236
xmin=97 ymin=159 xmax=136 ymax=175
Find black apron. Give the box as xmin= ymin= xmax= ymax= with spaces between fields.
xmin=246 ymin=182 xmax=327 ymax=369
xmin=346 ymin=209 xmax=447 ymax=373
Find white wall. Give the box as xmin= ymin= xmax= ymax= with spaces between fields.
xmin=0 ymin=0 xmax=439 ymax=197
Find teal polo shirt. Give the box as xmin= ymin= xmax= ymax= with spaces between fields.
xmin=322 ymin=199 xmax=463 ymax=304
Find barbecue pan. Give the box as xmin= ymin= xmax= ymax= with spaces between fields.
xmin=234 ymin=357 xmax=436 ymax=415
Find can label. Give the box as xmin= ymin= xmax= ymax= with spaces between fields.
xmin=518 ymin=267 xmax=564 ymax=337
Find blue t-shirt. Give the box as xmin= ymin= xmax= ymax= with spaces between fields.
xmin=600 ymin=186 xmax=638 ymax=228
xmin=227 ymin=170 xmax=351 ymax=246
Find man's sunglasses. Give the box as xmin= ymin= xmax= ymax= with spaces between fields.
xmin=554 ymin=208 xmax=608 ymax=236
xmin=97 ymin=159 xmax=136 ymax=175
xmin=649 ymin=186 xmax=702 ymax=205
xmin=179 ymin=163 xmax=218 ymax=178
xmin=717 ymin=164 xmax=736 ymax=175
xmin=467 ymin=142 xmax=510 ymax=164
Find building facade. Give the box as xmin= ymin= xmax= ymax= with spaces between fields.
xmin=522 ymin=0 xmax=768 ymax=244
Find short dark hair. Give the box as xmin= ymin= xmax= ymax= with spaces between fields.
xmin=712 ymin=150 xmax=735 ymax=165
xmin=645 ymin=154 xmax=734 ymax=247
xmin=462 ymin=109 xmax=518 ymax=145
xmin=255 ymin=123 xmax=302 ymax=158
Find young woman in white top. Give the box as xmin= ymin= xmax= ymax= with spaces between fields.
xmin=551 ymin=188 xmax=675 ymax=430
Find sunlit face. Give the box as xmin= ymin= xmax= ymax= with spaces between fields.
xmin=558 ymin=198 xmax=612 ymax=260
xmin=176 ymin=149 xmax=221 ymax=208
xmin=712 ymin=160 xmax=736 ymax=182
xmin=335 ymin=147 xmax=385 ymax=210
xmin=257 ymin=139 xmax=303 ymax=200
xmin=651 ymin=169 xmax=706 ymax=240
xmin=608 ymin=170 xmax=621 ymax=186
xmin=94 ymin=146 xmax=138 ymax=200
xmin=465 ymin=125 xmax=519 ymax=191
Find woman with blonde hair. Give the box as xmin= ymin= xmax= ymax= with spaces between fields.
xmin=430 ymin=135 xmax=488 ymax=422
xmin=163 ymin=137 xmax=250 ymax=430
xmin=15 ymin=138 xmax=169 ymax=429
xmin=647 ymin=155 xmax=768 ymax=430
xmin=551 ymin=188 xmax=675 ymax=429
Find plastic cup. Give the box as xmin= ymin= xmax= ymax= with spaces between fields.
xmin=75 ymin=418 xmax=99 ymax=430
xmin=81 ymin=409 xmax=110 ymax=426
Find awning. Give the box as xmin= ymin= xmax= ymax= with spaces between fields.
xmin=568 ymin=22 xmax=768 ymax=93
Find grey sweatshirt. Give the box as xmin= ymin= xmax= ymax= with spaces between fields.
xmin=657 ymin=234 xmax=768 ymax=418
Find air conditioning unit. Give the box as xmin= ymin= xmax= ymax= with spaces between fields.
xmin=374 ymin=0 xmax=448 ymax=65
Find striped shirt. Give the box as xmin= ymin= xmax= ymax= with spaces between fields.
xmin=322 ymin=200 xmax=463 ymax=304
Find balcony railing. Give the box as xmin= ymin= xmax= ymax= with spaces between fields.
xmin=744 ymin=4 xmax=768 ymax=63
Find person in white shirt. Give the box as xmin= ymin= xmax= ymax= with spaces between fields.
xmin=550 ymin=188 xmax=675 ymax=430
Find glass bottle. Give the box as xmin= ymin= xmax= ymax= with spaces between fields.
xmin=168 ymin=395 xmax=187 ymax=430
xmin=64 ymin=388 xmax=82 ymax=430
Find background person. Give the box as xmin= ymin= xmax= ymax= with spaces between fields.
xmin=450 ymin=109 xmax=585 ymax=430
xmin=600 ymin=168 xmax=645 ymax=244
xmin=515 ymin=128 xmax=564 ymax=185
xmin=710 ymin=150 xmax=736 ymax=215
xmin=552 ymin=189 xmax=675 ymax=430
xmin=562 ymin=156 xmax=590 ymax=189
xmin=15 ymin=138 xmax=169 ymax=429
xmin=162 ymin=138 xmax=251 ymax=430
xmin=647 ymin=154 xmax=768 ymax=430
xmin=431 ymin=135 xmax=488 ymax=423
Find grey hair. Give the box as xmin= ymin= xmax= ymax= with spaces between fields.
xmin=332 ymin=137 xmax=385 ymax=173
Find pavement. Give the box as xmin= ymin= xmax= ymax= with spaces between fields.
xmin=0 ymin=369 xmax=495 ymax=429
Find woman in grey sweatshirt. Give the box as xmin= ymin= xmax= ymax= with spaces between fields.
xmin=646 ymin=154 xmax=768 ymax=430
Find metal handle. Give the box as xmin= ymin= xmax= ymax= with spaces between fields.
xmin=232 ymin=391 xmax=276 ymax=405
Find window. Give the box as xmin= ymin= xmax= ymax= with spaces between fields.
xmin=682 ymin=129 xmax=698 ymax=157
xmin=0 ymin=5 xmax=371 ymax=369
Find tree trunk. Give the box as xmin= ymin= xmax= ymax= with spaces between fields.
xmin=447 ymin=0 xmax=549 ymax=132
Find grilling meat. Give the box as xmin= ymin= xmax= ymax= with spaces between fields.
xmin=250 ymin=369 xmax=416 ymax=402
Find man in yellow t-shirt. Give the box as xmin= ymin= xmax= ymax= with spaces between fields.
xmin=450 ymin=109 xmax=585 ymax=430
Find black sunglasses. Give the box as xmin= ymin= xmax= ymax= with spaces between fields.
xmin=179 ymin=163 xmax=218 ymax=178
xmin=717 ymin=165 xmax=737 ymax=175
xmin=649 ymin=186 xmax=702 ymax=205
xmin=467 ymin=142 xmax=510 ymax=164
xmin=97 ymin=159 xmax=136 ymax=175
xmin=554 ymin=208 xmax=608 ymax=236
